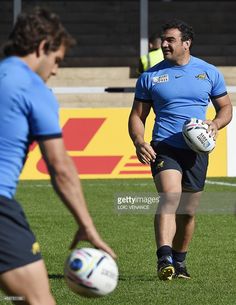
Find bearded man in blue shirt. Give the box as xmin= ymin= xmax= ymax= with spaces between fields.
xmin=129 ymin=19 xmax=232 ymax=281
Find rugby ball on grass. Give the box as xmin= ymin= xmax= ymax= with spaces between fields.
xmin=64 ymin=248 xmax=118 ymax=298
xmin=182 ymin=118 xmax=216 ymax=153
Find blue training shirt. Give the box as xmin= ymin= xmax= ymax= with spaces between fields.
xmin=135 ymin=56 xmax=227 ymax=149
xmin=0 ymin=56 xmax=62 ymax=199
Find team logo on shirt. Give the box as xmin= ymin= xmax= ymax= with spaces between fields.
xmin=152 ymin=74 xmax=169 ymax=83
xmin=31 ymin=242 xmax=41 ymax=255
xmin=157 ymin=161 xmax=164 ymax=169
xmin=195 ymin=73 xmax=207 ymax=80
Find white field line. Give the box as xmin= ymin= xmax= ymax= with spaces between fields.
xmin=205 ymin=180 xmax=236 ymax=187
xmin=20 ymin=180 xmax=236 ymax=188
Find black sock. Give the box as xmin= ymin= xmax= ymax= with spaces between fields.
xmin=172 ymin=250 xmax=187 ymax=262
xmin=156 ymin=245 xmax=172 ymax=259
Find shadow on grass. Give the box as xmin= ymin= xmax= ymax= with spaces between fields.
xmin=119 ymin=274 xmax=157 ymax=282
xmin=49 ymin=274 xmax=64 ymax=279
xmin=49 ymin=273 xmax=157 ymax=282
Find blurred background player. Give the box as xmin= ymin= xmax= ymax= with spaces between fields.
xmin=129 ymin=19 xmax=232 ymax=281
xmin=138 ymin=33 xmax=164 ymax=74
xmin=0 ymin=7 xmax=116 ymax=305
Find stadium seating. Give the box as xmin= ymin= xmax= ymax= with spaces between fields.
xmin=1 ymin=1 xmax=235 ymax=106
xmin=1 ymin=1 xmax=236 ymax=67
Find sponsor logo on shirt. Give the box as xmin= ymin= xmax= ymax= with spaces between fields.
xmin=152 ymin=74 xmax=169 ymax=83
xmin=175 ymin=75 xmax=183 ymax=79
xmin=195 ymin=73 xmax=207 ymax=80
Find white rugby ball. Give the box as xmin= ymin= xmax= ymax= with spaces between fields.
xmin=182 ymin=118 xmax=216 ymax=153
xmin=64 ymin=248 xmax=118 ymax=298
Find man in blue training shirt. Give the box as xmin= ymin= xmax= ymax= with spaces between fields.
xmin=129 ymin=19 xmax=232 ymax=280
xmin=0 ymin=7 xmax=116 ymax=304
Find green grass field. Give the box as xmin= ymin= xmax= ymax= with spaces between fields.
xmin=1 ymin=178 xmax=236 ymax=305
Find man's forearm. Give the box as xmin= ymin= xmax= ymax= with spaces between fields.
xmin=49 ymin=155 xmax=93 ymax=228
xmin=128 ymin=114 xmax=146 ymax=146
xmin=213 ymin=104 xmax=232 ymax=130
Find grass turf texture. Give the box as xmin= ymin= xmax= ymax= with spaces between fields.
xmin=1 ymin=178 xmax=236 ymax=305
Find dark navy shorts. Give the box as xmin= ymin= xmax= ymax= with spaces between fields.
xmin=150 ymin=141 xmax=209 ymax=192
xmin=0 ymin=196 xmax=42 ymax=274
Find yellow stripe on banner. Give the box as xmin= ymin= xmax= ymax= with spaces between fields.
xmin=205 ymin=107 xmax=227 ymax=177
xmin=20 ymin=107 xmax=227 ymax=180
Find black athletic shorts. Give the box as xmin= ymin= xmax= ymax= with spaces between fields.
xmin=150 ymin=141 xmax=209 ymax=192
xmin=0 ymin=196 xmax=42 ymax=274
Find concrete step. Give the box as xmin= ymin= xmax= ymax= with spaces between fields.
xmin=218 ymin=67 xmax=236 ymax=85
xmin=48 ymin=67 xmax=130 ymax=80
xmin=56 ymin=93 xmax=134 ymax=108
xmin=50 ymin=78 xmax=136 ymax=87
xmin=228 ymin=93 xmax=236 ymax=105
xmin=48 ymin=67 xmax=136 ymax=86
xmin=219 ymin=67 xmax=236 ymax=77
xmin=49 ymin=66 xmax=236 ymax=85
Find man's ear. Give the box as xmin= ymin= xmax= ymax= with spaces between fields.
xmin=186 ymin=39 xmax=191 ymax=47
xmin=184 ymin=39 xmax=191 ymax=50
xmin=36 ymin=40 xmax=47 ymax=58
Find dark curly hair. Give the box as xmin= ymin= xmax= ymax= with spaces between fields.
xmin=161 ymin=19 xmax=194 ymax=44
xmin=3 ymin=7 xmax=75 ymax=56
